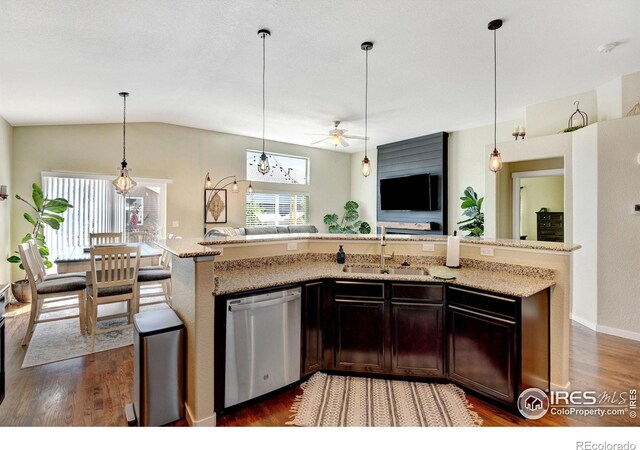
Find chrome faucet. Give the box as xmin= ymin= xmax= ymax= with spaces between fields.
xmin=380 ymin=226 xmax=394 ymax=270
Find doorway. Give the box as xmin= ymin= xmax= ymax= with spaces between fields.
xmin=512 ymin=169 xmax=564 ymax=241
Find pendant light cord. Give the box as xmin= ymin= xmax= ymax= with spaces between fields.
xmin=262 ymin=33 xmax=266 ymax=155
xmin=122 ymin=94 xmax=127 ymax=162
xmin=493 ymin=27 xmax=497 ymax=151
xmin=364 ymin=47 xmax=369 ymax=158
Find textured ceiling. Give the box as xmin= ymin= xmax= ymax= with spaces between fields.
xmin=1 ymin=0 xmax=639 ymax=152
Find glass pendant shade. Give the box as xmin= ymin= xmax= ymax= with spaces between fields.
xmin=113 ymin=165 xmax=137 ymax=194
xmin=361 ymin=156 xmax=372 ymax=177
xmin=488 ymin=149 xmax=503 ymax=173
xmin=231 ymin=180 xmax=239 ymax=193
xmin=258 ymin=151 xmax=270 ymax=175
xmin=248 ymin=183 xmax=254 ymax=194
xmin=205 ymin=173 xmax=213 ymax=189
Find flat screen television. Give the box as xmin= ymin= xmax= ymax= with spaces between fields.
xmin=380 ymin=173 xmax=438 ymax=211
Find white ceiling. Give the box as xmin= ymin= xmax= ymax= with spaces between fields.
xmin=1 ymin=0 xmax=639 ymax=152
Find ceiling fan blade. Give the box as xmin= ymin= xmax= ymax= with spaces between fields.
xmin=310 ymin=137 xmax=330 ymax=145
xmin=305 ymin=133 xmax=331 ymax=136
xmin=339 ymin=137 xmax=350 ymax=147
xmin=343 ymin=135 xmax=369 ymax=140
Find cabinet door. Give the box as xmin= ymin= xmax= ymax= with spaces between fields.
xmin=334 ymin=298 xmax=385 ymax=373
xmin=448 ymin=304 xmax=517 ymax=405
xmin=302 ymin=281 xmax=324 ymax=376
xmin=390 ymin=302 xmax=443 ymax=376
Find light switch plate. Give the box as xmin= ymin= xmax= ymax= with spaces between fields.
xmin=422 ymin=243 xmax=435 ymax=252
xmin=171 ymin=221 xmax=179 ymax=228
xmin=287 ymin=242 xmax=298 ymax=251
xmin=480 ymin=247 xmax=495 ymax=256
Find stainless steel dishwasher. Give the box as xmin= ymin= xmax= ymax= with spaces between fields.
xmin=225 ymin=286 xmax=301 ymax=408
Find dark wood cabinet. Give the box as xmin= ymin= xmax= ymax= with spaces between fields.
xmin=301 ymin=281 xmax=324 ymax=376
xmin=447 ymin=285 xmax=549 ymax=408
xmin=329 ymin=280 xmax=443 ymax=377
xmin=333 ymin=281 xmax=386 ymax=373
xmin=390 ymin=301 xmax=443 ymax=376
xmin=536 ymin=211 xmax=564 ymax=242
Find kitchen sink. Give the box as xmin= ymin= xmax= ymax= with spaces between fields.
xmin=342 ymin=266 xmax=426 ymax=276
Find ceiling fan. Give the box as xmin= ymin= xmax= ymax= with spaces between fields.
xmin=307 ymin=121 xmax=369 ymax=148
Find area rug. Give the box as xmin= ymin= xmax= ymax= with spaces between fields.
xmin=287 ymin=372 xmax=482 ymax=427
xmin=22 ymin=301 xmax=169 ymax=368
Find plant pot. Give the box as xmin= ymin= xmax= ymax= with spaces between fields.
xmin=11 ymin=279 xmax=32 ymax=303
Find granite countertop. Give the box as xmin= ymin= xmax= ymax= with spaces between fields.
xmin=200 ymin=233 xmax=581 ymax=252
xmin=214 ymin=261 xmax=555 ymax=298
xmin=155 ymin=238 xmax=222 ymax=258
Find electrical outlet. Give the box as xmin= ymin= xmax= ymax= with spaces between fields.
xmin=422 ymin=243 xmax=435 ymax=252
xmin=171 ymin=221 xmax=179 ymax=228
xmin=287 ymin=242 xmax=298 ymax=251
xmin=480 ymin=247 xmax=495 ymax=257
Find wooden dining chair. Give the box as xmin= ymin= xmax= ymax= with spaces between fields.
xmin=138 ymin=249 xmax=172 ymax=307
xmin=86 ymin=245 xmax=140 ymax=351
xmin=27 ymin=239 xmax=85 ymax=280
xmin=89 ymin=232 xmax=123 ymax=245
xmin=18 ymin=243 xmax=86 ymax=346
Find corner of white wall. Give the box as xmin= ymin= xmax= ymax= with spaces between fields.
xmin=596 ymin=76 xmax=623 ymax=121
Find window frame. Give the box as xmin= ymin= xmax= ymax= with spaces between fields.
xmin=245 ymin=150 xmax=310 ymax=185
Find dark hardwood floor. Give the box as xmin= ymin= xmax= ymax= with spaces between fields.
xmin=1 ymin=301 xmax=638 ymax=426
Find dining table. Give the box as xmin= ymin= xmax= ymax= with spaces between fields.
xmin=54 ymin=242 xmax=162 ymax=274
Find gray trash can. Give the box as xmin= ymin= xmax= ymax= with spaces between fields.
xmin=131 ymin=308 xmax=185 ymax=426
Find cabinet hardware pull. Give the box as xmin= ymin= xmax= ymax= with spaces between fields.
xmin=335 ymin=298 xmax=384 ymax=304
xmin=448 ymin=286 xmax=516 ymax=303
xmin=448 ymin=304 xmax=516 ymax=325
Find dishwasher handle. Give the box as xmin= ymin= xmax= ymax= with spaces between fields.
xmin=228 ymin=293 xmax=301 ymax=312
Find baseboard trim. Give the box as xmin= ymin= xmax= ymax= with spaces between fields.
xmin=185 ymin=403 xmax=216 ymax=427
xmin=596 ymin=324 xmax=640 ymax=342
xmin=570 ymin=313 xmax=597 ymax=331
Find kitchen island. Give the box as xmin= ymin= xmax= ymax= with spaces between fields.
xmin=156 ymin=233 xmax=579 ymax=426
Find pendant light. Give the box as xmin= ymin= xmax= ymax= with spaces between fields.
xmin=360 ymin=41 xmax=373 ymax=177
xmin=488 ymin=19 xmax=503 ymax=173
xmin=112 ymin=92 xmax=137 ymax=194
xmin=257 ymin=29 xmax=271 ymax=175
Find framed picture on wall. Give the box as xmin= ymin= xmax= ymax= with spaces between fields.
xmin=205 ymin=189 xmax=227 ymax=223
xmin=125 ymin=197 xmax=144 ymax=226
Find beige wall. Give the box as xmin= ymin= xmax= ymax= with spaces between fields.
xmin=0 ymin=116 xmax=12 ymax=287
xmin=526 ymin=90 xmax=598 ymax=138
xmin=597 ymin=115 xmax=640 ymax=336
xmin=11 ymin=122 xmax=351 ymax=280
xmin=520 ymin=176 xmax=564 ymax=240
xmin=496 ymin=158 xmax=564 ymax=239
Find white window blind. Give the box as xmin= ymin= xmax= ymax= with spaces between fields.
xmin=42 ymin=175 xmax=124 ymax=262
xmin=246 ymin=192 xmax=309 ymax=226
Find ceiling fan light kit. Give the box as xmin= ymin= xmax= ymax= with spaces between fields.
xmin=307 ymin=120 xmax=369 ymax=149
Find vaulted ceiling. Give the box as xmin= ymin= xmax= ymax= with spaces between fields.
xmin=1 ymin=0 xmax=639 ymax=152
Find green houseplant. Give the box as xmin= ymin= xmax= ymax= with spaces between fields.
xmin=324 ymin=201 xmax=371 ymax=234
xmin=7 ymin=183 xmax=73 ymax=302
xmin=457 ymin=186 xmax=484 ymax=237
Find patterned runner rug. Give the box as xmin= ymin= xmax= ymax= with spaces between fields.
xmin=288 ymin=372 xmax=482 ymax=427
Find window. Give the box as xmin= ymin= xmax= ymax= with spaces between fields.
xmin=246 ymin=192 xmax=309 ymax=227
xmin=42 ymin=172 xmax=168 ymax=265
xmin=246 ymin=150 xmax=309 ymax=185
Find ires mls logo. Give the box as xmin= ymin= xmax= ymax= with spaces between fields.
xmin=518 ymin=388 xmax=550 ymax=419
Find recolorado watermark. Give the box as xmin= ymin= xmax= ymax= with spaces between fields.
xmin=576 ymin=442 xmax=636 ymax=450
xmin=517 ymin=387 xmax=637 ymax=420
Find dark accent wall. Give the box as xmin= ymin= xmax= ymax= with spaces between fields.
xmin=376 ymin=132 xmax=448 ymax=235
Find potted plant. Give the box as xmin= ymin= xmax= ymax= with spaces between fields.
xmin=457 ymin=186 xmax=484 ymax=237
xmin=324 ymin=201 xmax=371 ymax=234
xmin=7 ymin=183 xmax=73 ymax=302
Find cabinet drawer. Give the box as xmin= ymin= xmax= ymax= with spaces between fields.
xmin=334 ymin=281 xmax=384 ymax=299
xmin=446 ymin=286 xmax=518 ymax=318
xmin=391 ymin=283 xmax=443 ymax=302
